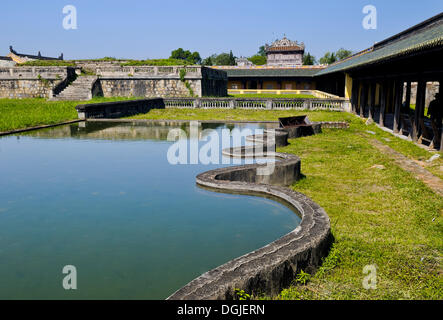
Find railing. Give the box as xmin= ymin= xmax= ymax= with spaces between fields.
xmin=163 ymin=97 xmax=347 ymax=111
xmin=0 ymin=66 xmax=70 ymax=79
xmin=312 ymin=90 xmax=341 ymax=99
xmin=77 ymin=97 xmax=348 ymax=119
xmin=164 ymin=98 xmax=195 ymax=109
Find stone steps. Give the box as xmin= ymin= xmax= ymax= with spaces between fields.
xmin=50 ymin=76 xmax=97 ymax=101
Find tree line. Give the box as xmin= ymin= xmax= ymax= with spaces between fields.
xmin=168 ymin=46 xmax=353 ymax=66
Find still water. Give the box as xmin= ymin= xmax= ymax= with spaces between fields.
xmin=0 ymin=121 xmax=301 ymax=299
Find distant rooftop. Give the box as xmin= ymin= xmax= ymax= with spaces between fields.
xmin=265 ymin=37 xmax=305 ymax=53
xmin=212 ymin=65 xmax=325 ymax=77
xmin=7 ymin=46 xmax=63 ymax=63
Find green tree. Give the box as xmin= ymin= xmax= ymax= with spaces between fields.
xmin=210 ymin=53 xmax=230 ymax=66
xmin=170 ymin=48 xmax=188 ymax=60
xmin=202 ymin=55 xmax=214 ymax=66
xmin=204 ymin=52 xmax=238 ymax=66
xmin=319 ymin=52 xmax=337 ymax=65
xmin=229 ymin=50 xmax=236 ymax=65
xmin=258 ymin=45 xmax=266 ymax=57
xmin=303 ymin=52 xmax=316 ymax=65
xmin=169 ymin=48 xmax=201 ymax=64
xmin=188 ymin=51 xmax=201 ymax=64
xmin=248 ymin=55 xmax=267 ymax=65
xmin=336 ymin=48 xmax=352 ymax=61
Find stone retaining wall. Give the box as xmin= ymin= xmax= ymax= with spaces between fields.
xmin=76 ymin=98 xmax=165 ymax=119
xmin=167 ymin=133 xmax=332 ymax=299
xmin=0 ymin=66 xmax=76 ymax=98
xmin=98 ymin=79 xmax=202 ymax=98
xmin=96 ymin=66 xmax=227 ymax=98
xmin=0 ymin=66 xmax=227 ymax=99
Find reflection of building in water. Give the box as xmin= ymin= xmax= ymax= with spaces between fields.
xmin=20 ymin=121 xmax=276 ymax=141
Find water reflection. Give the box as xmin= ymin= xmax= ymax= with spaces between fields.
xmin=19 ymin=120 xmax=278 ymax=141
xmin=0 ymin=120 xmax=296 ymax=300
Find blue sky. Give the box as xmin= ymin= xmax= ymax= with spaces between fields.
xmin=1 ymin=0 xmax=442 ymax=61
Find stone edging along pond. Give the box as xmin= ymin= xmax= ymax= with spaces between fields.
xmin=167 ymin=128 xmax=333 ymax=300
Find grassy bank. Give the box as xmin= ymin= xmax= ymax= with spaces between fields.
xmin=272 ymin=118 xmax=443 ymax=300
xmin=1 ymin=102 xmax=441 ymax=299
xmin=125 ymin=108 xmax=351 ymax=122
xmin=0 ymin=97 xmax=142 ymax=132
xmin=127 ymin=108 xmax=443 ymax=179
xmin=127 ymin=108 xmax=442 ymax=299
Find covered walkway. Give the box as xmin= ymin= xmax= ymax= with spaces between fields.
xmin=316 ymin=13 xmax=443 ymax=150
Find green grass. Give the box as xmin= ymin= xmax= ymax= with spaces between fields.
xmin=1 ymin=103 xmax=442 ymax=299
xmin=19 ymin=60 xmax=76 ymax=67
xmin=231 ymin=94 xmax=316 ymax=99
xmin=126 ymin=108 xmax=443 ymax=299
xmin=19 ymin=58 xmax=193 ymax=67
xmin=0 ymin=97 xmax=143 ymax=132
xmin=127 ymin=107 xmax=443 ymax=178
xmin=121 ymin=59 xmax=193 ymax=66
xmin=270 ymin=119 xmax=443 ymax=300
xmin=125 ymin=108 xmax=352 ymax=122
xmin=126 ymin=107 xmax=442 ymax=178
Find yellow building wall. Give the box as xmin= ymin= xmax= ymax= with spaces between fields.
xmin=375 ymin=83 xmax=380 ymax=105
xmin=345 ymin=73 xmax=353 ymax=99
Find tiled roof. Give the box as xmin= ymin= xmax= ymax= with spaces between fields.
xmin=317 ymin=13 xmax=443 ymax=76
xmin=212 ymin=66 xmax=325 ymax=77
xmin=267 ymin=46 xmax=304 ymax=52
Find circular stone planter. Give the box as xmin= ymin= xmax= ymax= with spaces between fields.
xmin=167 ymin=129 xmax=332 ymax=300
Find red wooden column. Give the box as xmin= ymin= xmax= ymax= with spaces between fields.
xmin=439 ymin=80 xmax=442 ymax=150
xmin=412 ymin=80 xmax=426 ymax=141
xmin=351 ymin=79 xmax=360 ymax=114
xmin=379 ymin=81 xmax=387 ymax=127
xmin=402 ymin=81 xmax=412 ymax=136
xmin=393 ymin=79 xmax=403 ymax=133
xmin=404 ymin=82 xmax=411 ymax=110
xmin=369 ymin=82 xmax=376 ymax=120
xmin=359 ymin=82 xmax=368 ymax=118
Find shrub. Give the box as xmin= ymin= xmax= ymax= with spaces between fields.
xmin=121 ymin=59 xmax=193 ymax=66
xmin=19 ymin=60 xmax=76 ymax=67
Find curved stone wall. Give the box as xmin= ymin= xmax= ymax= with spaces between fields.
xmin=167 ymin=130 xmax=332 ymax=300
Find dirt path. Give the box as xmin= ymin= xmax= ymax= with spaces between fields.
xmin=370 ymin=139 xmax=443 ymax=197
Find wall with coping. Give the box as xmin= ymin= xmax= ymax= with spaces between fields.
xmin=0 ymin=66 xmax=75 ymax=98
xmin=96 ymin=66 xmax=227 ymax=98
xmin=0 ymin=66 xmax=227 ymax=99
xmin=76 ymin=98 xmax=165 ymax=119
xmin=75 ymin=98 xmax=350 ymax=120
xmin=98 ymin=79 xmax=202 ymax=98
xmin=167 ymin=136 xmax=332 ymax=299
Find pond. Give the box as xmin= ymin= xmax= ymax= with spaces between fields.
xmin=0 ymin=120 xmax=301 ymax=299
